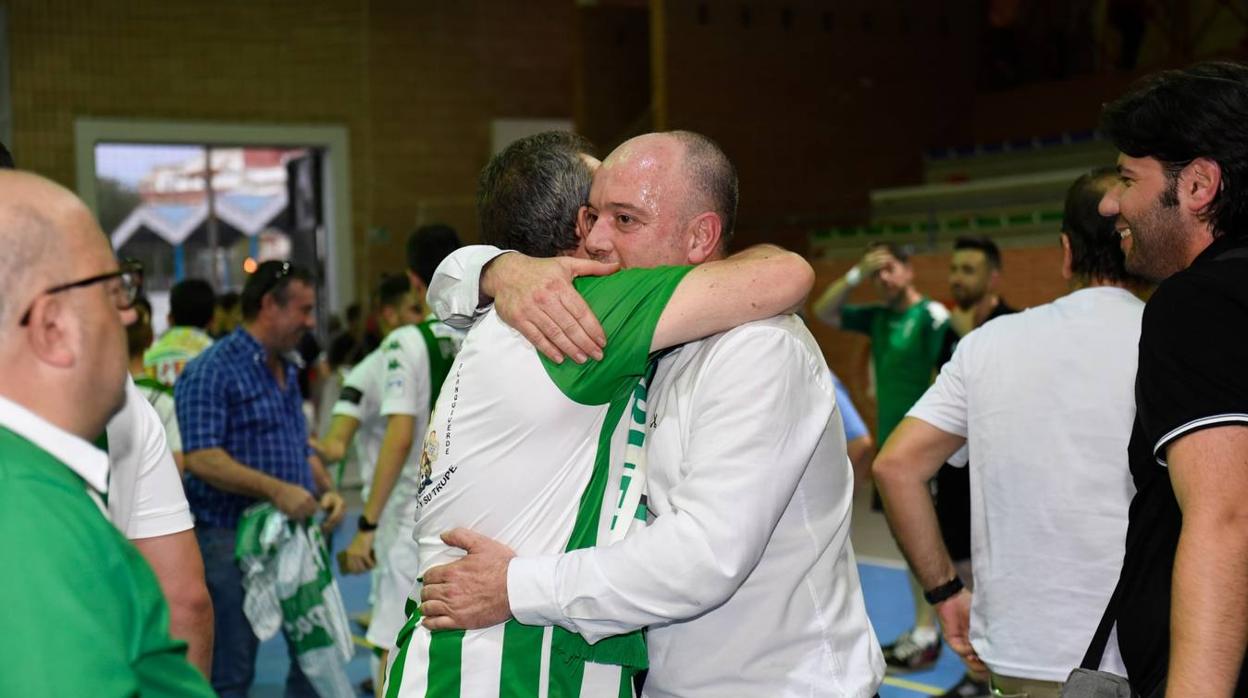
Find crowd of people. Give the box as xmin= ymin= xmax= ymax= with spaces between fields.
xmin=0 ymin=59 xmax=1246 ymax=698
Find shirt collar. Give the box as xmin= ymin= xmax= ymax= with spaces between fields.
xmin=235 ymin=327 xmax=300 ymax=380
xmin=1192 ymin=233 xmax=1248 ymax=265
xmin=0 ymin=393 xmax=109 ymax=493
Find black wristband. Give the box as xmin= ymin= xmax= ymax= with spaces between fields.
xmin=923 ymin=576 xmax=964 ymax=605
xmin=357 ymin=514 xmax=379 ymax=533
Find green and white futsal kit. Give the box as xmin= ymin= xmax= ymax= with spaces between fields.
xmin=386 ymin=265 xmax=691 ymax=698
xmin=336 ymin=317 xmax=463 ymax=650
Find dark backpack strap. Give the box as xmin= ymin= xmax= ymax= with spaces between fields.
xmin=1081 ymin=579 xmax=1123 ymax=669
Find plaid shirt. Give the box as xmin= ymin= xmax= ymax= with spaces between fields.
xmin=175 ymin=328 xmax=315 ymax=529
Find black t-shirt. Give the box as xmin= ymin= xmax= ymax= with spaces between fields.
xmin=1110 ymin=235 xmax=1248 ymax=696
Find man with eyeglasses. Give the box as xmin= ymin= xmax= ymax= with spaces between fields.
xmin=176 ymin=259 xmax=347 ymax=697
xmin=0 ymin=144 xmax=214 ymax=679
xmin=0 ymin=170 xmax=214 ymax=695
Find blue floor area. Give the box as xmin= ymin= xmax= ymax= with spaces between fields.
xmin=859 ymin=562 xmax=967 ymax=697
xmin=251 ymin=512 xmax=966 ymax=696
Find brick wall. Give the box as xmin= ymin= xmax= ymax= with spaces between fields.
xmin=808 ymin=243 xmax=1068 ymax=440
xmin=657 ymin=0 xmax=981 ymax=253
xmin=7 ymin=0 xmax=574 ymax=305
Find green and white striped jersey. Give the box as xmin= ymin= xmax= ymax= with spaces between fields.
xmin=333 ymin=317 xmax=462 ymax=500
xmin=386 ymin=266 xmax=691 ymax=698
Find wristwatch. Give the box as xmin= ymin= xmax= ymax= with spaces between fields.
xmin=357 ymin=514 xmax=379 ymax=533
xmin=923 ymin=576 xmax=964 ymax=605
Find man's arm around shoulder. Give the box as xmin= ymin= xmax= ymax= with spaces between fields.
xmin=650 ymin=244 xmax=813 ymax=351
xmin=423 ymin=324 xmax=831 ymax=638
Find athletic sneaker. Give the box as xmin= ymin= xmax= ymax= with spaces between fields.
xmin=881 ymin=628 xmax=941 ymax=672
xmin=938 ymin=673 xmax=990 ymax=697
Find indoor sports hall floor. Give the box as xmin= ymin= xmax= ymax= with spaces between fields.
xmin=252 ymin=493 xmax=965 ymax=697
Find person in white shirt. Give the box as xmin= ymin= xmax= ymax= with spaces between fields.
xmin=417 ymin=131 xmax=884 ymax=697
xmin=314 ymin=271 xmax=445 ymax=695
xmin=117 ymin=298 xmax=213 ymax=675
xmin=314 ymin=274 xmax=424 ymax=503
xmin=127 ymin=297 xmax=184 ymax=472
xmin=871 ymin=169 xmax=1144 ymax=698
xmin=105 ymin=374 xmax=213 ymax=676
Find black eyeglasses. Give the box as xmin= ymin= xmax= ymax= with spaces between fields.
xmin=19 ymin=260 xmax=144 ymax=326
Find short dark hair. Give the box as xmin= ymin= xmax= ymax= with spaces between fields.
xmin=218 ymin=290 xmax=240 ymax=312
xmin=406 ymin=224 xmax=463 ymax=286
xmin=1101 ymin=61 xmax=1248 ymax=239
xmin=377 ymin=273 xmax=411 ymax=309
xmin=478 ymin=131 xmax=595 ymax=258
xmin=326 ymin=331 xmax=358 ymax=370
xmin=1063 ymin=168 xmax=1131 ymax=282
xmin=0 ymin=142 xmax=14 ymax=170
xmin=867 ymin=241 xmax=912 ymax=263
xmin=169 ymin=278 xmax=216 ymax=329
xmin=668 ymin=131 xmax=738 ymax=246
xmin=240 ymin=260 xmax=315 ymax=320
xmin=953 ymin=236 xmax=1003 ymax=270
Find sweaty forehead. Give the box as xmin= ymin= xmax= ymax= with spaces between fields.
xmin=595 ymin=141 xmax=684 ymax=203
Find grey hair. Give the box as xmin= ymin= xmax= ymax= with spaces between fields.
xmin=477 ymin=131 xmax=596 ymax=258
xmin=668 ymin=130 xmax=738 ymax=247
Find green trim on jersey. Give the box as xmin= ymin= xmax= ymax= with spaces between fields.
xmin=545 ymin=393 xmax=648 ymax=672
xmin=385 ymin=600 xmax=420 ymax=698
xmin=416 ymin=317 xmax=458 ymax=412
xmin=427 ymin=627 xmax=467 ymax=696
xmin=134 ymin=375 xmax=175 ymax=396
xmin=499 ymin=622 xmax=544 ymax=694
xmin=541 ymin=266 xmax=692 ymax=405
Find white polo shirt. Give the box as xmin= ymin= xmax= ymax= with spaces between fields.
xmin=508 ymin=316 xmax=885 ymax=698
xmin=331 ymin=348 xmax=389 ymax=498
xmin=907 ymin=286 xmax=1141 ymax=681
xmin=106 ymin=376 xmax=193 ymax=540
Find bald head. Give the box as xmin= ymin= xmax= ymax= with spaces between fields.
xmin=0 ymin=171 xmax=129 ymax=438
xmin=0 ymin=172 xmax=101 ymax=328
xmin=666 ymin=131 xmax=737 ymax=245
xmin=584 ymin=131 xmax=738 ymax=268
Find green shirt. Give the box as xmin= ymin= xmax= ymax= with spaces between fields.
xmin=842 ymin=298 xmax=950 ymax=443
xmin=0 ymin=427 xmax=214 ymax=697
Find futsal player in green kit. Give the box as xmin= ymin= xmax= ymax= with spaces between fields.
xmin=814 ymin=241 xmax=952 ymax=672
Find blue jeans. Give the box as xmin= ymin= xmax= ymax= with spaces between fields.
xmin=196 ymin=525 xmax=318 ymax=698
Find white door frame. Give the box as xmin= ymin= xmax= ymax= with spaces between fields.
xmin=74 ymin=118 xmax=354 ymax=313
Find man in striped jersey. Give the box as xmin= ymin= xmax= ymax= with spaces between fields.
xmin=418 ymin=131 xmax=884 ymax=697
xmin=319 ymin=229 xmax=465 ymax=694
xmin=384 ymin=131 xmax=815 ymax=697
